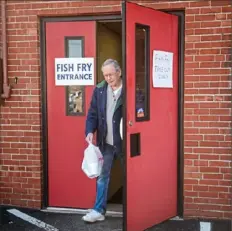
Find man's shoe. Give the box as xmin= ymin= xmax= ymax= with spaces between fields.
xmin=82 ymin=210 xmax=105 ymax=223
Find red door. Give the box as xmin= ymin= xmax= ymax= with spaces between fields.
xmin=123 ymin=2 xmax=178 ymax=231
xmin=45 ymin=21 xmax=96 ymax=208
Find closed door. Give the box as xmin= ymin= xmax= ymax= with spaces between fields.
xmin=45 ymin=21 xmax=96 ymax=208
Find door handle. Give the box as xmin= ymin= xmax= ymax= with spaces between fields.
xmin=128 ymin=120 xmax=133 ymax=126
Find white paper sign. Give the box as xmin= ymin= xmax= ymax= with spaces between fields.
xmin=152 ymin=50 xmax=173 ymax=88
xmin=55 ymin=57 xmax=94 ymax=86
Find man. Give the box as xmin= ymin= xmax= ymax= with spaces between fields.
xmin=82 ymin=59 xmax=123 ymax=223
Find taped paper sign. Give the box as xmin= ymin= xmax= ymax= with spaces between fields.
xmin=152 ymin=50 xmax=173 ymax=88
xmin=55 ymin=57 xmax=94 ymax=86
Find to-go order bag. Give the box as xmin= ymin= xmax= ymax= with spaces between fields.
xmin=82 ymin=143 xmax=104 ymax=179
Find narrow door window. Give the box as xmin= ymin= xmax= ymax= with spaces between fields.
xmin=65 ymin=37 xmax=85 ymax=116
xmin=135 ymin=24 xmax=150 ymax=121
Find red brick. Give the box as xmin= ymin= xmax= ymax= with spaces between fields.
xmin=200 ymin=154 xmax=220 ymax=160
xmin=204 ymin=174 xmax=224 ymax=180
xmin=215 ymin=13 xmax=227 ymax=20
xmin=204 ymin=135 xmax=224 ymax=141
xmin=195 ymin=14 xmax=216 ymax=21
xmin=194 ymin=198 xmax=228 ymax=204
xmin=185 ymin=191 xmax=199 ymax=197
xmin=143 ymin=3 xmax=171 ymax=10
xmin=193 ymin=185 xmax=209 ymax=191
xmin=185 ymin=172 xmax=202 ymax=179
xmin=211 ymin=0 xmax=231 ymax=6
xmin=199 ymin=128 xmax=219 ymax=134
xmin=198 ymin=204 xmax=222 ymax=211
xmin=200 ymin=167 xmax=220 ymax=173
xmin=195 ymin=55 xmax=215 ymax=61
xmin=185 ymin=159 xmax=193 ymax=166
xmin=186 ymin=8 xmax=200 ymax=14
xmin=209 ymin=161 xmax=230 ymax=167
xmin=1 ymin=0 xmax=231 ymax=221
xmin=199 ymin=191 xmax=219 ymax=198
xmin=199 ymin=48 xmax=221 ymax=54
xmin=185 ymin=154 xmax=199 ymax=160
xmin=221 ymin=168 xmax=232 ymax=174
xmin=190 ymin=1 xmax=210 ymax=7
xmin=194 ymin=160 xmax=208 ymax=166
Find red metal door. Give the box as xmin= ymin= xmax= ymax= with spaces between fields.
xmin=123 ymin=2 xmax=178 ymax=231
xmin=45 ymin=21 xmax=96 ymax=208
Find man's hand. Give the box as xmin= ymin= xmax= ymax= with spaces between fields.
xmin=86 ymin=133 xmax=93 ymax=144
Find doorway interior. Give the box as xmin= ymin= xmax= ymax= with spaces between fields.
xmin=96 ymin=20 xmax=123 ymax=214
xmin=96 ymin=18 xmax=159 ymax=215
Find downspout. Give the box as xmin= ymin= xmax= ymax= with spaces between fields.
xmin=1 ymin=0 xmax=10 ymax=99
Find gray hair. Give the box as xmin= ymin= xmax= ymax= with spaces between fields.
xmin=101 ymin=59 xmax=121 ymax=73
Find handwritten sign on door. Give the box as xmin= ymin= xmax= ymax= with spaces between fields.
xmin=55 ymin=57 xmax=94 ymax=86
xmin=152 ymin=50 xmax=173 ymax=88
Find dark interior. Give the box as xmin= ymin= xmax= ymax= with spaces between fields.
xmin=97 ymin=20 xmax=123 ymax=205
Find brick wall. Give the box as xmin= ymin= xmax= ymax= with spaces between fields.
xmin=0 ymin=0 xmax=231 ymax=220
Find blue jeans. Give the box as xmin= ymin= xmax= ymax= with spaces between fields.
xmin=93 ymin=144 xmax=122 ymax=214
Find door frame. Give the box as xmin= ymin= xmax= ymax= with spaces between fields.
xmin=40 ymin=14 xmax=121 ymax=209
xmin=39 ymin=9 xmax=185 ymax=222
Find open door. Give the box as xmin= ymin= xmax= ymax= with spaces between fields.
xmin=45 ymin=21 xmax=96 ymax=208
xmin=122 ymin=2 xmax=178 ymax=231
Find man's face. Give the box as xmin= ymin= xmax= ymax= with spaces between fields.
xmin=102 ymin=64 xmax=121 ymax=88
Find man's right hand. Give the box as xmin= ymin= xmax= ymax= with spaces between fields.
xmin=85 ymin=133 xmax=93 ymax=144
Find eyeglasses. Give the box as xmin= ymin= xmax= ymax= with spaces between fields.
xmin=103 ymin=72 xmax=117 ymax=79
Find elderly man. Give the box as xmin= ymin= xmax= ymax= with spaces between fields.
xmin=82 ymin=59 xmax=123 ymax=223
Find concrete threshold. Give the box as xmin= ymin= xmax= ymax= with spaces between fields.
xmin=42 ymin=207 xmax=123 ymax=218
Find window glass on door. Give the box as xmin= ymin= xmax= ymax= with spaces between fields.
xmin=65 ymin=37 xmax=85 ymax=116
xmin=67 ymin=39 xmax=83 ymax=57
xmin=135 ymin=24 xmax=150 ymax=121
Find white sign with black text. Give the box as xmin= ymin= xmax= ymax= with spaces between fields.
xmin=152 ymin=50 xmax=173 ymax=88
xmin=55 ymin=57 xmax=94 ymax=86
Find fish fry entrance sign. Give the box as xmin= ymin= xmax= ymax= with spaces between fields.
xmin=55 ymin=57 xmax=94 ymax=86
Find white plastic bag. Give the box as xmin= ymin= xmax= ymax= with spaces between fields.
xmin=120 ymin=118 xmax=123 ymax=140
xmin=81 ymin=143 xmax=104 ymax=179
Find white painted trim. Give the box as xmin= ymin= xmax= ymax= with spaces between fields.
xmin=7 ymin=209 xmax=59 ymax=231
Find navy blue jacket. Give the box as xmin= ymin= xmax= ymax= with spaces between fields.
xmin=85 ymin=80 xmax=123 ymax=154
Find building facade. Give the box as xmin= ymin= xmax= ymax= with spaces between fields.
xmin=0 ymin=0 xmax=231 ymax=221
